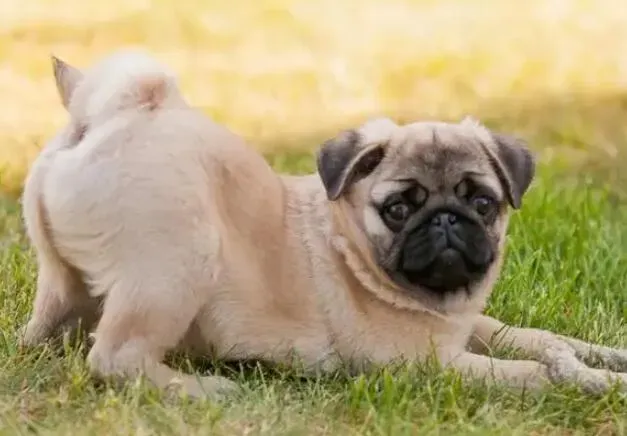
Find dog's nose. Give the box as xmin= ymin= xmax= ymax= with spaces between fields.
xmin=431 ymin=212 xmax=457 ymax=227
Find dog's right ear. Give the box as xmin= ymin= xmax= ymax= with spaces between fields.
xmin=316 ymin=118 xmax=397 ymax=201
xmin=51 ymin=55 xmax=83 ymax=110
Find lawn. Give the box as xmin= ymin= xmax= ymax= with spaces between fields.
xmin=1 ymin=0 xmax=626 ymax=434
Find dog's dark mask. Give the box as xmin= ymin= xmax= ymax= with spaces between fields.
xmin=379 ymin=188 xmax=498 ymax=293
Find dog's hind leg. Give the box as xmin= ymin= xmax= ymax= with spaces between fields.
xmin=86 ymin=267 xmax=239 ymax=401
xmin=20 ymin=139 xmax=97 ymax=348
xmin=20 ymin=260 xmax=95 ymax=347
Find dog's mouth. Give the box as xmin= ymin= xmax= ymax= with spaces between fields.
xmin=400 ymin=247 xmax=490 ymax=293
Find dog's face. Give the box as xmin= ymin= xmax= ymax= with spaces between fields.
xmin=317 ymin=118 xmax=535 ymax=299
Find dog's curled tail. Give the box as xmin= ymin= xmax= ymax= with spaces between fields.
xmin=85 ymin=49 xmax=183 ymax=116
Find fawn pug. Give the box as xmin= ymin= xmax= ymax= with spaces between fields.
xmin=20 ymin=49 xmax=627 ymax=400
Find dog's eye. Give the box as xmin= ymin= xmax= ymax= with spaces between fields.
xmin=383 ymin=202 xmax=412 ymax=226
xmin=472 ymin=195 xmax=495 ymax=216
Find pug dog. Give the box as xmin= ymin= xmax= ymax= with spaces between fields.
xmin=20 ymin=49 xmax=627 ymax=400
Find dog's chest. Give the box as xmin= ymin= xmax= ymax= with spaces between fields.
xmin=315 ymin=279 xmax=475 ymax=366
xmin=333 ymin=309 xmax=474 ymax=366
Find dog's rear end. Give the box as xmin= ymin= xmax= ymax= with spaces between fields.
xmin=21 ymin=49 xmax=242 ymax=399
xmin=22 ymin=50 xmax=182 ymax=345
xmin=20 ymin=124 xmax=94 ymax=347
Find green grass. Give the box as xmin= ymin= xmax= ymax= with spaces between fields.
xmin=1 ymin=0 xmax=627 ymax=433
xmin=0 ymin=166 xmax=625 ymax=435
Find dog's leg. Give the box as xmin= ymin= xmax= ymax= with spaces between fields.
xmin=86 ymin=275 xmax=239 ymax=401
xmin=445 ymin=351 xmax=552 ymax=391
xmin=21 ymin=261 xmax=90 ymax=347
xmin=468 ymin=315 xmax=627 ymax=394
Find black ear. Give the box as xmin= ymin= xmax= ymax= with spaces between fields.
xmin=489 ymin=133 xmax=536 ymax=209
xmin=316 ymin=129 xmax=386 ymax=201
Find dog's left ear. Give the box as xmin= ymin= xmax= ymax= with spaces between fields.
xmin=316 ymin=118 xmax=397 ymax=201
xmin=488 ymin=133 xmax=536 ymax=209
xmin=51 ymin=55 xmax=84 ymax=110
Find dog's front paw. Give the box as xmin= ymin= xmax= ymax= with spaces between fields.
xmin=556 ymin=335 xmax=627 ymax=372
xmin=543 ymin=347 xmax=627 ymax=395
xmin=579 ymin=346 xmax=627 ymax=373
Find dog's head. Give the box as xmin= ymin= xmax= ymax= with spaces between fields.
xmin=317 ymin=117 xmax=535 ymax=313
xmin=49 ymin=48 xmax=182 ymax=142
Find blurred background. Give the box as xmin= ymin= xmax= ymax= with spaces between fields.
xmin=2 ymin=0 xmax=627 ymax=198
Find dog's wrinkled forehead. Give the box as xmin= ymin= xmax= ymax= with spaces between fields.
xmin=317 ymin=116 xmax=533 ymax=207
xmin=374 ymin=120 xmax=505 ymax=199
